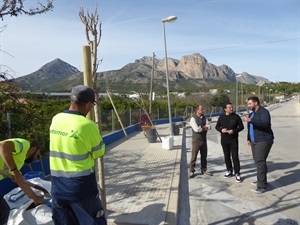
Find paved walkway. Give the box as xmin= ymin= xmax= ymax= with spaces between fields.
xmin=105 ymin=125 xmax=182 ymax=225
xmin=104 ymin=96 xmax=300 ymax=225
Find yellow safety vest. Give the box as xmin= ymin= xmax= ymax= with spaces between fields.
xmin=50 ymin=112 xmax=105 ymax=178
xmin=0 ymin=138 xmax=29 ymax=180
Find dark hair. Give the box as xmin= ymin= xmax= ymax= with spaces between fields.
xmin=29 ymin=139 xmax=40 ymax=150
xmin=195 ymin=105 xmax=204 ymax=113
xmin=25 ymin=139 xmax=40 ymax=164
xmin=247 ymin=96 xmax=260 ymax=105
xmin=223 ymin=102 xmax=232 ymax=111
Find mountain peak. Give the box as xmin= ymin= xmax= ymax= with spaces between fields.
xmin=38 ymin=58 xmax=80 ymax=75
xmin=16 ymin=58 xmax=81 ymax=91
xmin=237 ymin=72 xmax=271 ymax=85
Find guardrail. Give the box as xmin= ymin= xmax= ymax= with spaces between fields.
xmin=0 ymin=117 xmax=184 ymax=195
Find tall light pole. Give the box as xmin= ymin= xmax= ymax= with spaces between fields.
xmin=235 ymin=74 xmax=242 ymax=113
xmin=162 ymin=15 xmax=177 ymax=137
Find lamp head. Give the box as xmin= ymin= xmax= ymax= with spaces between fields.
xmin=162 ymin=15 xmax=177 ymax=23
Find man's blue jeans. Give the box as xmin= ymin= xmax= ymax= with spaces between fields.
xmin=52 ymin=193 xmax=106 ymax=225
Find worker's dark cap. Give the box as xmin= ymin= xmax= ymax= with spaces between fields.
xmin=71 ymin=85 xmax=95 ymax=103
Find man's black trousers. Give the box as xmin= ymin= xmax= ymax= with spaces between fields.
xmin=221 ymin=138 xmax=240 ymax=175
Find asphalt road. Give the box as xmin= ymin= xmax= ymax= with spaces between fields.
xmin=178 ymin=96 xmax=300 ymax=225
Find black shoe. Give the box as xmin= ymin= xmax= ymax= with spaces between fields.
xmin=253 ymin=187 xmax=267 ymax=194
xmin=189 ymin=171 xmax=195 ymax=178
xmin=224 ymin=171 xmax=232 ymax=178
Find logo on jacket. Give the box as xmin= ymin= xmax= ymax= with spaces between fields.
xmin=69 ymin=130 xmax=79 ymax=139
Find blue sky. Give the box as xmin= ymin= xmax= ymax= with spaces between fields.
xmin=0 ymin=0 xmax=299 ymax=82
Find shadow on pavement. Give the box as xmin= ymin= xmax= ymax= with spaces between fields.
xmin=268 ymin=161 xmax=300 ymax=189
xmin=108 ymin=203 xmax=170 ymax=225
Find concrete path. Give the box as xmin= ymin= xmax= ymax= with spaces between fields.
xmin=105 ymin=125 xmax=182 ymax=225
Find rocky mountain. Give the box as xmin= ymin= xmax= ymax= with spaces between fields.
xmin=132 ymin=53 xmax=237 ymax=82
xmin=236 ymin=72 xmax=270 ymax=85
xmin=16 ymin=58 xmax=81 ymax=90
xmin=15 ymin=53 xmax=271 ymax=92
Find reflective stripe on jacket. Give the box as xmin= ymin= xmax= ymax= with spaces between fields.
xmin=50 ymin=111 xmax=105 ymax=178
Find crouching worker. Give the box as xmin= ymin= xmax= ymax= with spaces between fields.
xmin=0 ymin=138 xmax=43 ymax=225
xmin=50 ymin=85 xmax=106 ymax=225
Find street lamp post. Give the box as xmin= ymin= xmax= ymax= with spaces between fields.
xmin=162 ymin=15 xmax=177 ymax=137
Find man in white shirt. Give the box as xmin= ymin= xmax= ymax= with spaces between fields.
xmin=189 ymin=105 xmax=211 ymax=178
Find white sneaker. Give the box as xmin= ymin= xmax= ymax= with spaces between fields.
xmin=235 ymin=174 xmax=242 ymax=183
xmin=224 ymin=171 xmax=232 ymax=178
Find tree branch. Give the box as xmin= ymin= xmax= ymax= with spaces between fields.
xmin=0 ymin=0 xmax=54 ymax=19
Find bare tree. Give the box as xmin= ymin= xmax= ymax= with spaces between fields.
xmin=79 ymin=6 xmax=103 ymax=134
xmin=79 ymin=6 xmax=107 ymax=213
xmin=79 ymin=7 xmax=102 ymax=88
xmin=0 ymin=0 xmax=53 ymax=19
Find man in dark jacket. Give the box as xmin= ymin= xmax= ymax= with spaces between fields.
xmin=215 ymin=102 xmax=244 ymax=182
xmin=243 ymin=96 xmax=274 ymax=194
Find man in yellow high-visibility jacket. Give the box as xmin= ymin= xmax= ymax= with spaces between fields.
xmin=50 ymin=85 xmax=106 ymax=225
xmin=0 ymin=138 xmax=43 ymax=225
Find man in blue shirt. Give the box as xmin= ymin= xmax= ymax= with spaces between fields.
xmin=243 ymin=96 xmax=274 ymax=194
